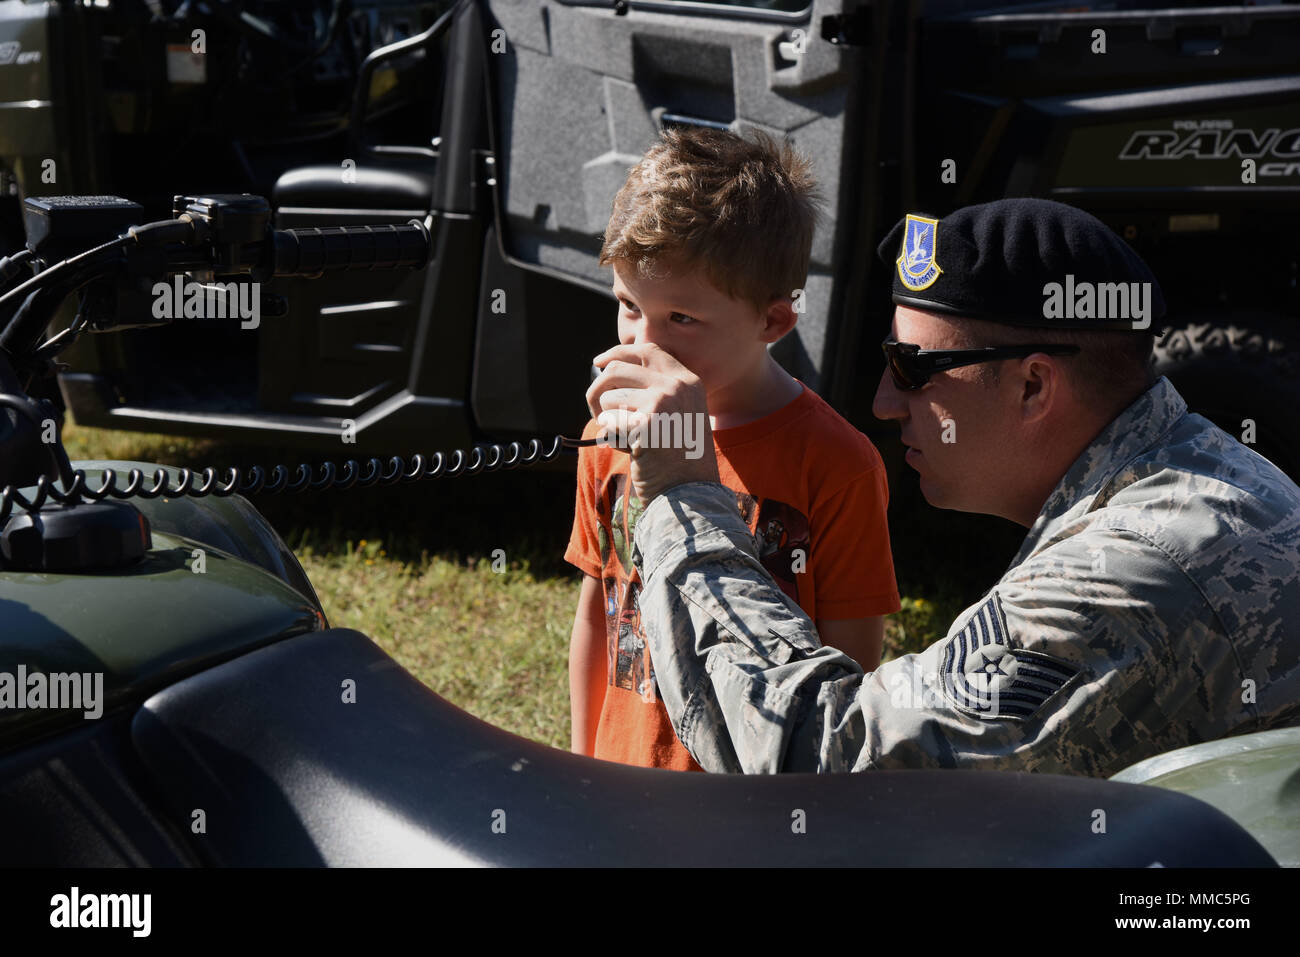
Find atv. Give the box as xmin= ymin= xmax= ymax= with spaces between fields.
xmin=0 ymin=192 xmax=1294 ymax=867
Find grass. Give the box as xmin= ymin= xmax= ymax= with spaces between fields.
xmin=57 ymin=420 xmax=1013 ymax=750
xmin=299 ymin=541 xmax=576 ymax=748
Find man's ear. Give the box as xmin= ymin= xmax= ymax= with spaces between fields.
xmin=760 ymin=296 xmax=798 ymax=343
xmin=1018 ymin=354 xmax=1064 ymax=425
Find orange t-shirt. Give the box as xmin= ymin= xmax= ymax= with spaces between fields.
xmin=564 ymin=382 xmax=901 ymax=771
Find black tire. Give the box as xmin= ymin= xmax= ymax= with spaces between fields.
xmin=1152 ymin=315 xmax=1300 ymax=482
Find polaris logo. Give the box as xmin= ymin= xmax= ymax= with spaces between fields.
xmin=0 ymin=40 xmax=40 ymax=65
xmin=1119 ymin=121 xmax=1300 ymax=177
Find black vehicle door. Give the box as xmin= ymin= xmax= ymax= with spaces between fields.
xmin=466 ymin=0 xmax=889 ymax=440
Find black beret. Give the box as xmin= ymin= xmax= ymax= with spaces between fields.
xmin=876 ymin=198 xmax=1165 ymax=330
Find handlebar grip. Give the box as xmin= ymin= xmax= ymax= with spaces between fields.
xmin=272 ymin=220 xmax=429 ymax=277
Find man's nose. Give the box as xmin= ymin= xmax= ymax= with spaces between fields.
xmin=872 ymin=366 xmax=906 ymax=421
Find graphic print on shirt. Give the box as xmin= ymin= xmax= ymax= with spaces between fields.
xmin=736 ymin=493 xmax=809 ymax=606
xmin=597 ymin=473 xmax=652 ymax=699
xmin=597 ymin=472 xmax=643 ymax=576
xmin=597 ymin=472 xmax=810 ymax=702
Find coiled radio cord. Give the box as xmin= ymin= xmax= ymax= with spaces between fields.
xmin=0 ymin=391 xmax=599 ymax=525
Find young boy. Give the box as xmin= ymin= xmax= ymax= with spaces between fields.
xmin=565 ymin=126 xmax=900 ymax=770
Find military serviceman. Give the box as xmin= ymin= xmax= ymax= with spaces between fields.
xmin=586 ymin=198 xmax=1300 ymax=777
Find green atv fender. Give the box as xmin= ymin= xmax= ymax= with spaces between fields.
xmin=0 ymin=460 xmax=324 ymax=750
xmin=1111 ymin=726 xmax=1300 ymax=867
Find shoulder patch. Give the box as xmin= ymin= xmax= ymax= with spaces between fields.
xmin=941 ymin=593 xmax=1080 ymax=721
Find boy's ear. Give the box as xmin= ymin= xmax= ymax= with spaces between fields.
xmin=760 ymin=295 xmax=799 ymax=343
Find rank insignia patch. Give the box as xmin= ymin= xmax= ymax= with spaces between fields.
xmin=941 ymin=593 xmax=1080 ymax=720
xmin=896 ymin=214 xmax=943 ymax=291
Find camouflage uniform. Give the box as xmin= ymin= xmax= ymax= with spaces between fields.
xmin=631 ymin=377 xmax=1300 ymax=776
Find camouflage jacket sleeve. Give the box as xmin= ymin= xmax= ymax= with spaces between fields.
xmin=632 ymin=482 xmax=1222 ymax=776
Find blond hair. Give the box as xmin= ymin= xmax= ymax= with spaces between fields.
xmin=598 ymin=126 xmax=823 ymax=312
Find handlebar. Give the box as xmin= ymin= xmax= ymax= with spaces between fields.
xmin=273 ymin=222 xmax=430 ymax=277
xmin=0 ymin=193 xmax=432 ymax=375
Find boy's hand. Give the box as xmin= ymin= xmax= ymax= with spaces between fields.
xmin=587 ymin=343 xmax=721 ymax=503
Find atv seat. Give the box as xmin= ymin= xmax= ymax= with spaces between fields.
xmin=130 ymin=628 xmax=1278 ymax=867
xmin=272 ymin=159 xmax=436 ymax=227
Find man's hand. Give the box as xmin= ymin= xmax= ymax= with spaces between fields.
xmin=586 ymin=343 xmax=721 ymax=503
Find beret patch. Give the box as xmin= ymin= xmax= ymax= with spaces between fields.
xmin=895 ymin=214 xmax=943 ymax=292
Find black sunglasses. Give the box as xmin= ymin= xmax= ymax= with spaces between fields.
xmin=881 ymin=337 xmax=1081 ymax=391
